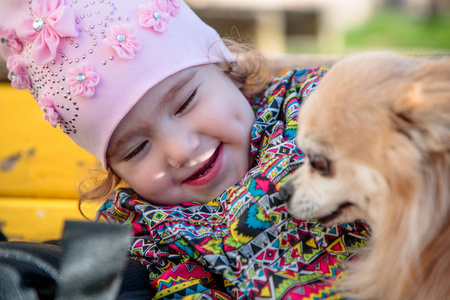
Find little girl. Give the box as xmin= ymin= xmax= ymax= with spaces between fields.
xmin=0 ymin=0 xmax=369 ymax=298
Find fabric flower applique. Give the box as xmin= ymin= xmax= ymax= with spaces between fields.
xmin=0 ymin=25 xmax=23 ymax=58
xmin=38 ymin=94 xmax=61 ymax=128
xmin=67 ymin=63 xmax=100 ymax=97
xmin=16 ymin=0 xmax=78 ymax=65
xmin=103 ymin=24 xmax=141 ymax=59
xmin=158 ymin=0 xmax=180 ymax=17
xmin=6 ymin=56 xmax=31 ymax=90
xmin=138 ymin=1 xmax=170 ymax=32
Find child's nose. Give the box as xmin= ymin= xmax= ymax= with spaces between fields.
xmin=164 ymin=129 xmax=200 ymax=169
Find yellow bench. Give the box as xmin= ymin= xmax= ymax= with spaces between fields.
xmin=0 ymin=83 xmax=99 ymax=242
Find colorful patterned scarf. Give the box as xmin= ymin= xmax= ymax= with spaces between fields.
xmin=96 ymin=67 xmax=370 ymax=299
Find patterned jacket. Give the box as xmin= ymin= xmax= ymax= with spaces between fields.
xmin=96 ymin=67 xmax=370 ymax=299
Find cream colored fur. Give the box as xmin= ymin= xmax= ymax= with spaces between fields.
xmin=285 ymin=52 xmax=450 ymax=300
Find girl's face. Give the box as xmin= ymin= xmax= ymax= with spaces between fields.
xmin=107 ymin=64 xmax=255 ymax=205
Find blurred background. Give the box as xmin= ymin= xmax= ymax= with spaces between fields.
xmin=1 ymin=0 xmax=449 ymax=242
xmin=1 ymin=0 xmax=450 ymax=79
xmin=188 ymin=0 xmax=450 ymax=54
xmin=185 ymin=0 xmax=450 ymax=69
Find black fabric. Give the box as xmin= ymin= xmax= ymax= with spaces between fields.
xmin=0 ymin=241 xmax=60 ymax=300
xmin=117 ymin=259 xmax=154 ymax=300
xmin=56 ymin=221 xmax=130 ymax=300
xmin=0 ymin=221 xmax=154 ymax=300
xmin=0 ymin=229 xmax=7 ymax=242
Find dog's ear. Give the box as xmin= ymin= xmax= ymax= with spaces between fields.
xmin=392 ymin=57 xmax=450 ymax=153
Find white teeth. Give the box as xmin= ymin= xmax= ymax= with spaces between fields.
xmin=195 ymin=161 xmax=215 ymax=179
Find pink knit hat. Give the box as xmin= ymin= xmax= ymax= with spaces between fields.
xmin=0 ymin=0 xmax=234 ymax=168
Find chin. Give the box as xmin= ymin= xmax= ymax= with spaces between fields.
xmin=281 ymin=52 xmax=450 ymax=299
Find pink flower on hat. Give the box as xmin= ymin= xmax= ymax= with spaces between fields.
xmin=6 ymin=56 xmax=31 ymax=90
xmin=138 ymin=2 xmax=170 ymax=32
xmin=16 ymin=0 xmax=78 ymax=65
xmin=158 ymin=0 xmax=180 ymax=17
xmin=38 ymin=94 xmax=61 ymax=128
xmin=0 ymin=26 xmax=23 ymax=58
xmin=67 ymin=63 xmax=100 ymax=98
xmin=104 ymin=24 xmax=141 ymax=59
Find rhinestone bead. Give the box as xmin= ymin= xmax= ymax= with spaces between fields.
xmin=32 ymin=18 xmax=44 ymax=31
xmin=116 ymin=34 xmax=125 ymax=42
xmin=10 ymin=72 xmax=16 ymax=80
xmin=1 ymin=37 xmax=7 ymax=45
xmin=76 ymin=73 xmax=85 ymax=82
xmin=153 ymin=12 xmax=161 ymax=20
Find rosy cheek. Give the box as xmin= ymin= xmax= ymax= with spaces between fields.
xmin=153 ymin=171 xmax=166 ymax=180
xmin=129 ymin=168 xmax=166 ymax=190
xmin=144 ymin=171 xmax=172 ymax=191
xmin=133 ymin=172 xmax=169 ymax=200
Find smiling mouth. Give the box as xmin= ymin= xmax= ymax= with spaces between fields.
xmin=318 ymin=202 xmax=353 ymax=224
xmin=183 ymin=145 xmax=221 ymax=182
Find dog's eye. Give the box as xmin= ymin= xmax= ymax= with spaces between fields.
xmin=308 ymin=153 xmax=331 ymax=176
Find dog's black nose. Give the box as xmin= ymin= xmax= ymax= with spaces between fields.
xmin=279 ymin=183 xmax=293 ymax=202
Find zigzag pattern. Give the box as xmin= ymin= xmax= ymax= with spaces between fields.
xmin=96 ymin=67 xmax=371 ymax=299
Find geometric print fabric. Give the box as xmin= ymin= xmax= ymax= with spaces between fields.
xmin=96 ymin=67 xmax=370 ymax=299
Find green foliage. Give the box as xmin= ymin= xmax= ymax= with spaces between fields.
xmin=345 ymin=9 xmax=450 ymax=52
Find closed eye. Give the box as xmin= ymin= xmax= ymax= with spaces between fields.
xmin=175 ymin=88 xmax=197 ymax=115
xmin=124 ymin=140 xmax=149 ymax=161
xmin=307 ymin=153 xmax=331 ymax=176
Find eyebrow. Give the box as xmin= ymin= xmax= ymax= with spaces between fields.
xmin=108 ymin=70 xmax=198 ymax=161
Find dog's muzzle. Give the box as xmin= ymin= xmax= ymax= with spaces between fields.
xmin=279 ymin=182 xmax=293 ymax=202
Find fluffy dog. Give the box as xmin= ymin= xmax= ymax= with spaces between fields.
xmin=280 ymin=52 xmax=450 ymax=299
